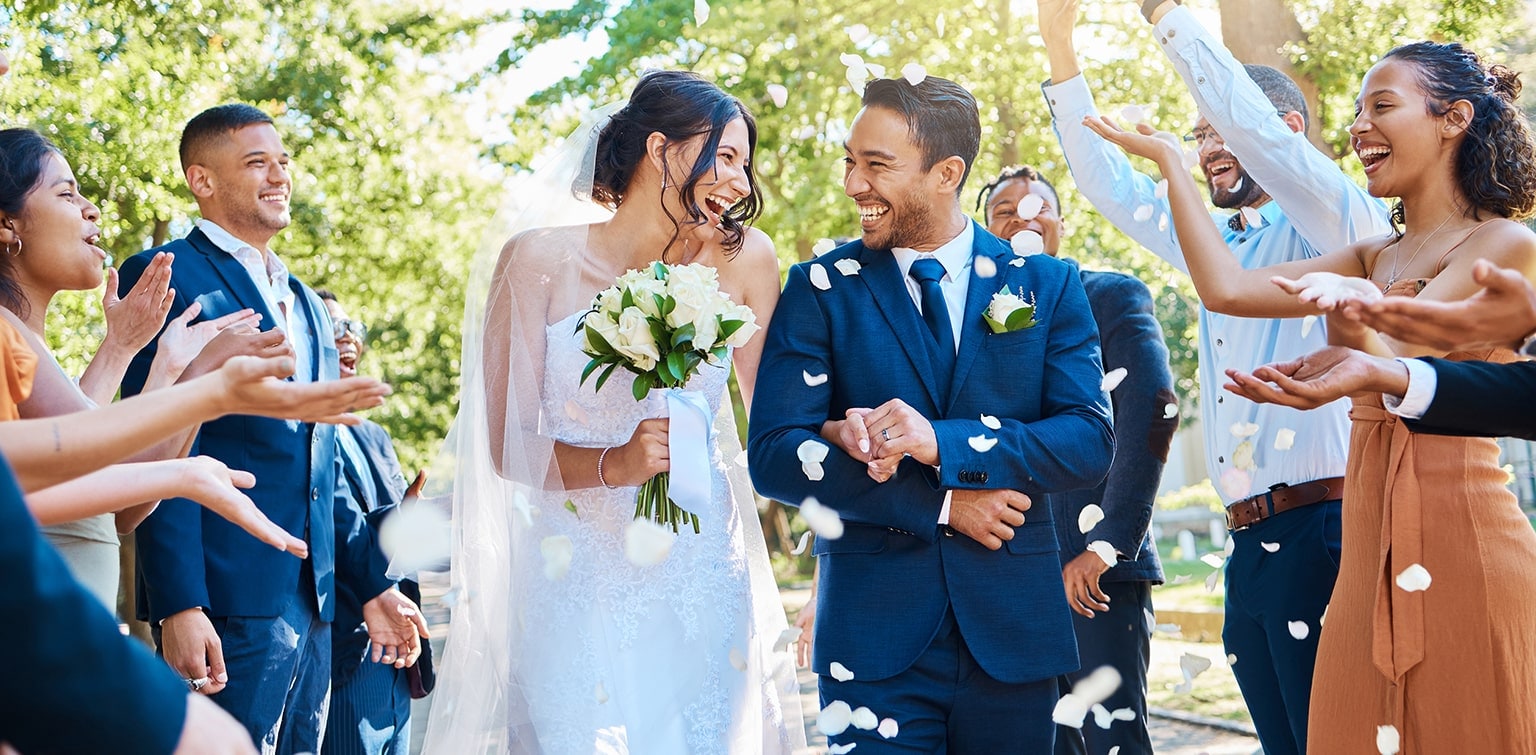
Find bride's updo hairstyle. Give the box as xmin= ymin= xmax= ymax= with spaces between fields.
xmin=1383 ymin=41 xmax=1536 ymax=223
xmin=590 ymin=70 xmax=762 ymax=256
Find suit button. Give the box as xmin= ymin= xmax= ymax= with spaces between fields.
xmin=979 ymin=472 xmax=989 ymax=483
xmin=311 ymin=488 xmax=320 ymax=501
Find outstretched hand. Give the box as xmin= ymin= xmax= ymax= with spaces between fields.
xmin=362 ymin=587 xmax=431 ymax=668
xmin=214 ymin=355 xmax=390 ymax=424
xmin=1272 ymin=272 xmax=1383 ymax=310
xmin=103 ymin=252 xmax=176 ymax=354
xmin=1223 ymin=345 xmax=1409 ymax=409
xmin=1082 ymin=116 xmax=1184 ymax=166
xmin=1339 ymin=258 xmax=1536 ymax=350
xmin=1037 ymin=0 xmax=1082 ymax=44
xmin=170 ymin=456 xmax=308 ymax=557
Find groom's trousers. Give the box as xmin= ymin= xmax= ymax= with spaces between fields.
xmin=819 ymin=607 xmax=1057 ymax=752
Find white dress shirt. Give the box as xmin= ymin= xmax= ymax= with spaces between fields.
xmin=1385 ymin=357 xmax=1438 ymax=419
xmin=196 ymin=219 xmax=313 ymax=383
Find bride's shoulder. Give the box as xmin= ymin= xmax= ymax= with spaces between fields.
xmin=720 ymin=226 xmax=780 ymax=280
xmin=494 ymin=224 xmax=593 ymax=275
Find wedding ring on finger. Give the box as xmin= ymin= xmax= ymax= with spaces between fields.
xmin=184 ymin=676 xmax=209 ymax=692
xmin=880 ymin=428 xmax=891 ymax=441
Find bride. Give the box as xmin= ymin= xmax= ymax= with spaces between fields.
xmin=422 ymin=71 xmax=806 ymax=753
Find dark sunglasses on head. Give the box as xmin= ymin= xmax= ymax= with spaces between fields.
xmin=332 ymin=319 xmax=368 ymax=342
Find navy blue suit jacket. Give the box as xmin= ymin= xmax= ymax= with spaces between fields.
xmin=1408 ymin=358 xmax=1536 ymax=440
xmin=1047 ymin=268 xmax=1173 ymax=584
xmin=0 ymin=454 xmax=188 ymax=754
xmin=748 ymin=224 xmax=1114 ymax=684
xmin=120 ymin=228 xmax=391 ymax=623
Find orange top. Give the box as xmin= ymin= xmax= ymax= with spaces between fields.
xmin=0 ymin=318 xmax=37 ymax=421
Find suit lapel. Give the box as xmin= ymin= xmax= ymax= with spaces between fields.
xmin=291 ymin=280 xmax=332 ymax=383
xmin=856 ymin=246 xmax=944 ymax=409
xmin=946 ymin=227 xmax=1013 ymax=413
xmin=186 ymin=228 xmax=281 ymax=329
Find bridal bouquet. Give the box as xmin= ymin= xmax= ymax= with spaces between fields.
xmin=577 ymin=262 xmax=759 ymax=533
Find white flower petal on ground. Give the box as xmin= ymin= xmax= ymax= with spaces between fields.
xmin=1101 ymin=367 xmax=1128 ymax=392
xmin=1154 ymin=178 xmax=1169 ymax=199
xmin=797 ymin=439 xmax=830 ymax=463
xmin=1009 ymin=257 xmax=1026 ymax=268
xmin=1261 ymin=541 xmax=1280 ymax=553
xmin=1240 ymin=206 xmax=1263 ymax=228
xmin=540 ymin=535 xmax=573 ymax=581
xmin=1010 ymin=230 xmax=1045 ymax=256
xmin=901 ymin=62 xmax=928 ymax=85
xmin=803 ymin=370 xmax=829 ymax=386
xmin=851 ymin=706 xmax=879 ymax=730
xmin=1015 ymin=193 xmax=1045 ymax=221
xmin=1229 ymin=421 xmax=1260 ymax=438
xmin=624 ymin=519 xmax=675 ymax=567
xmin=1301 ymin=314 xmax=1318 ymax=339
xmin=1164 ymin=402 xmax=1179 ymax=419
xmin=564 ymin=399 xmax=590 ymax=425
xmin=767 ymin=83 xmax=789 ymax=108
xmin=790 ymin=530 xmax=813 ymax=556
xmin=828 ymin=744 xmax=858 ymax=755
xmin=878 ymin=718 xmax=899 ymax=738
xmin=1052 ymin=694 xmax=1090 ymax=728
xmin=693 ymin=0 xmax=709 ymax=25
xmin=1377 ymin=725 xmax=1401 ymax=754
xmin=802 ymin=461 xmax=825 ymax=481
xmin=812 ymin=238 xmax=837 ymax=257
xmin=772 ymin=627 xmax=803 ymax=653
xmin=1111 ymin=707 xmax=1137 ymax=722
xmin=1200 ymin=553 xmax=1226 ymax=569
xmin=974 ymin=255 xmax=997 ymax=279
xmin=830 ymin=661 xmax=856 ymax=682
xmin=1205 ymin=569 xmax=1221 ymax=593
xmin=1091 ymin=703 xmax=1114 ymax=729
xmin=801 ymin=497 xmax=845 ymax=539
xmin=1218 ymin=467 xmax=1252 ymax=501
xmin=1133 ymin=204 xmax=1154 ymax=222
xmin=1078 ymin=504 xmax=1105 ymax=534
xmin=845 ymin=23 xmax=870 ymax=43
xmin=1087 ymin=540 xmax=1118 ymax=568
xmin=1288 ymin=620 xmax=1310 ymax=640
xmin=729 ymin=647 xmax=747 ymax=671
xmin=818 ymin=699 xmax=853 ymax=736
xmin=834 ymin=258 xmax=862 ymax=276
xmin=1395 ymin=563 xmax=1432 ymax=592
xmin=595 ymin=680 xmax=609 ymax=704
xmin=980 ymin=414 xmax=1002 ymax=430
xmin=968 ymin=434 xmax=998 ymax=452
xmin=1274 ymin=427 xmax=1296 ymax=451
xmin=809 ymin=263 xmax=831 ymax=290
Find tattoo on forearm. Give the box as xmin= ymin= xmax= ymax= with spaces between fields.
xmin=52 ymin=422 xmax=61 ymax=453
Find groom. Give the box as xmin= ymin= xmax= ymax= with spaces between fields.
xmin=748 ymin=76 xmax=1113 ymax=751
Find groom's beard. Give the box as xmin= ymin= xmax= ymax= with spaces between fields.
xmin=1203 ymin=152 xmax=1265 ymax=210
xmin=859 ymin=188 xmax=939 ymax=251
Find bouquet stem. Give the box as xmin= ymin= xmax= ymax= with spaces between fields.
xmin=635 ymin=472 xmax=700 ymax=534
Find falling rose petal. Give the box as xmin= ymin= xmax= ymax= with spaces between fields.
xmin=1181 ymin=148 xmax=1199 ymax=170
xmin=1101 ymin=367 xmax=1128 ymax=392
xmin=1009 ymin=257 xmax=1026 ymax=267
xmin=802 ymin=461 xmax=826 ymax=481
xmin=1015 ymin=193 xmax=1045 ymax=221
xmin=1091 ymin=703 xmax=1114 ymax=729
xmin=809 ymin=263 xmax=832 ymax=290
xmin=797 ymin=439 xmax=831 ymax=463
xmin=790 ymin=530 xmax=813 ymax=556
xmin=1052 ymin=694 xmax=1090 ymax=728
xmin=1274 ymin=428 xmax=1296 ymax=451
xmin=772 ymin=627 xmax=803 ymax=653
xmin=729 ymin=646 xmax=747 ymax=671
xmin=901 ymin=62 xmax=928 ymax=86
xmin=1109 ymin=749 xmax=1121 ymax=755
xmin=845 ymin=23 xmax=870 ymax=43
xmin=1180 ymin=652 xmax=1212 ymax=680
xmin=851 ymin=706 xmax=879 ymax=730
xmin=1231 ymin=440 xmax=1256 ymax=472
xmin=767 ymin=83 xmax=789 ymax=108
xmin=1154 ymin=178 xmax=1169 ymax=199
xmin=1204 ymin=569 xmax=1220 ymax=592
xmin=1395 ymin=563 xmax=1432 ymax=592
xmin=1301 ymin=314 xmax=1318 ymax=339
xmin=1171 ymin=573 xmax=1192 ymax=585
xmin=1377 ymin=724 xmax=1401 ymax=755
xmin=879 ymin=717 xmax=899 ymax=738
xmin=865 ymin=62 xmax=886 ymax=77
xmin=1078 ymin=504 xmax=1105 ymax=534
xmin=1133 ymin=204 xmax=1154 ymax=222
xmin=828 ymin=744 xmax=857 ymax=755
xmin=818 ymin=699 xmax=853 ymax=736
xmin=624 ymin=519 xmax=675 ymax=567
xmin=980 ymin=414 xmax=1002 ymax=430
xmin=1143 ymin=608 xmax=1156 ymax=633
xmin=1112 ymin=706 xmax=1137 ymax=722
xmin=1240 ymin=206 xmax=1263 ymax=229
xmin=812 ymin=238 xmax=837 ymax=256
xmin=830 ymin=661 xmax=856 ymax=682
xmin=693 ymin=0 xmax=710 ymax=25
xmin=1173 ymin=680 xmax=1193 ymax=694
xmin=1288 ymin=620 xmax=1310 ymax=640
xmin=1219 ymin=467 xmax=1252 ymax=501
xmin=801 ymin=496 xmax=845 ymax=539
xmin=595 ymin=680 xmax=609 ymax=704
xmin=1010 ymin=230 xmax=1045 ymax=256
xmin=968 ymin=434 xmax=998 ymax=453
xmin=378 ymin=501 xmax=452 ymax=576
xmin=803 ymin=370 xmax=829 ymax=386
xmin=1157 ymin=213 xmax=1169 ymax=233
xmin=935 ymin=13 xmax=945 ymax=36
xmin=540 ymin=535 xmax=573 ymax=581
xmin=974 ymin=255 xmax=997 ymax=279
xmin=1227 ymin=653 xmax=1238 ymax=665
xmin=1087 ymin=540 xmax=1118 ymax=568
xmin=564 ymin=399 xmax=590 ymax=425
xmin=1261 ymin=541 xmax=1280 ymax=553
xmin=1229 ymin=421 xmax=1260 ymax=438
xmin=834 ymin=258 xmax=862 ymax=276
xmin=1225 ymin=537 xmax=1236 ymax=557
xmin=1119 ymin=104 xmax=1148 ymax=123
xmin=1163 ymin=402 xmax=1179 ymax=419
xmin=793 ymin=124 xmax=819 ymax=141
xmin=1075 ymin=665 xmax=1124 ymax=705
xmin=1200 ymin=553 xmax=1226 ymax=569
xmin=1156 ymin=623 xmax=1183 ymax=635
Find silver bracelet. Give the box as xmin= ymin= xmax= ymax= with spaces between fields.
xmin=596 ymin=446 xmax=619 ymax=489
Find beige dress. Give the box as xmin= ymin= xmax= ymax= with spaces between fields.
xmin=1307 ymin=278 xmax=1536 ymax=753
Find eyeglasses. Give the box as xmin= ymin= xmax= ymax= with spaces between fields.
xmin=332 ymin=319 xmax=368 ymax=342
xmin=1183 ymin=126 xmax=1223 ymax=147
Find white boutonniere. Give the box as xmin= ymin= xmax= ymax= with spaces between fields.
xmin=983 ymin=288 xmax=1037 ymax=334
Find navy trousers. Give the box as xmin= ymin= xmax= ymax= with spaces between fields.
xmin=1223 ymin=501 xmax=1342 ymax=755
xmin=323 ymin=645 xmax=412 ymax=755
xmin=820 ymin=608 xmax=1058 ymax=753
xmin=1054 ymin=580 xmax=1155 ymax=755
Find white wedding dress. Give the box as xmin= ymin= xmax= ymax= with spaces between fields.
xmin=501 ymin=310 xmax=795 ymax=754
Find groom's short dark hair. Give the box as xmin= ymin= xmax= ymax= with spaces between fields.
xmin=861 ymin=76 xmax=981 ymax=195
xmin=180 ymin=103 xmax=275 ymax=173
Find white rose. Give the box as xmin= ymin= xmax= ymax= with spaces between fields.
xmin=612 ymin=306 xmax=661 ymax=371
xmin=722 ymin=301 xmax=760 ymax=348
xmin=625 ymin=277 xmax=666 ymax=318
xmin=669 ymin=276 xmax=716 ymax=332
xmin=593 ymin=286 xmax=624 ymax=319
xmin=987 ymin=292 xmax=1029 ymax=323
xmin=584 ymin=311 xmax=622 ymax=354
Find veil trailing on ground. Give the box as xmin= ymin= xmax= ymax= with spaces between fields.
xmin=421 ymin=102 xmax=805 ymax=753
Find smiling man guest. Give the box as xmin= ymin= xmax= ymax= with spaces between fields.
xmin=118 ymin=104 xmax=427 ymax=754
xmin=749 ymin=75 xmax=1113 ymax=751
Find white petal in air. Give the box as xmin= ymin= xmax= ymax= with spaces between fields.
xmin=865 ymin=62 xmax=886 ymax=77
xmin=812 ymin=238 xmax=837 ymax=257
xmin=1010 ymin=231 xmax=1045 ymax=256
xmin=1052 ymin=694 xmax=1090 ymax=728
xmin=1240 ymin=206 xmax=1263 ymax=229
xmin=773 ymin=627 xmax=803 ymax=653
xmin=1395 ymin=563 xmax=1432 ymax=592
xmin=729 ymin=646 xmax=747 ymax=671
xmin=878 ymin=718 xmax=899 ymax=738
xmin=378 ymin=502 xmax=452 ymax=577
xmin=1009 ymin=257 xmax=1027 ymax=267
xmin=693 ymin=0 xmax=710 ymax=25
xmin=828 ymin=745 xmax=857 ymax=755
xmin=1143 ymin=608 xmax=1156 ymax=634
xmin=1119 ymin=104 xmax=1149 ymax=123
xmin=801 ymin=497 xmax=845 ymax=539
xmin=1180 ymin=652 xmax=1213 ymax=680
xmin=803 ymin=371 xmax=829 ymax=387
xmin=968 ymin=434 xmax=998 ymax=453
xmin=1288 ymin=620 xmax=1310 ymax=640
xmin=850 ymin=706 xmax=879 ymax=730
xmin=1274 ymin=428 xmax=1296 ymax=451
xmin=793 ymin=124 xmax=819 ymax=141
xmin=1377 ymin=725 xmax=1401 ymax=755
xmin=1261 ymin=541 xmax=1280 ymax=553
xmin=1101 ymin=368 xmax=1128 ymax=392
xmin=974 ymin=255 xmax=997 ymax=279
xmin=1014 ymin=193 xmax=1045 ymax=221
xmin=802 ymin=462 xmax=825 ymax=481
xmin=797 ymin=439 xmax=831 ymax=463
xmin=901 ymin=62 xmax=928 ymax=86
xmin=1229 ymin=421 xmax=1260 ymax=438
xmin=1078 ymin=504 xmax=1105 ymax=534
xmin=1225 ymin=537 xmax=1236 ymax=557
xmin=733 ymin=449 xmax=748 ymax=467
xmin=834 ymin=258 xmax=862 ymax=276
xmin=594 ymin=680 xmax=609 ymax=704
xmin=1074 ymin=665 xmax=1124 ymax=705
xmin=1218 ymin=467 xmax=1252 ymax=501
xmin=624 ymin=519 xmax=675 ymax=567
xmin=1157 ymin=213 xmax=1169 ymax=233
xmin=1091 ymin=703 xmax=1114 ymax=729
xmin=540 ymin=535 xmax=573 ymax=581
xmin=980 ymin=414 xmax=1002 ymax=430
xmin=839 ymin=51 xmax=864 ymax=68
xmin=809 ymin=263 xmax=831 ymax=290
xmin=1227 ymin=653 xmax=1238 ymax=665
xmin=830 ymin=661 xmax=856 ymax=682
xmin=1133 ymin=204 xmax=1154 ymax=222
xmin=766 ymin=83 xmax=789 ymax=108
xmin=1154 ymin=179 xmax=1169 ymax=199
xmin=818 ymin=699 xmax=853 ymax=736
xmin=1163 ymin=403 xmax=1179 ymax=419
xmin=790 ymin=530 xmax=813 ymax=556
xmin=845 ymin=24 xmax=870 ymax=43
xmin=1301 ymin=314 xmax=1318 ymax=339
xmin=1200 ymin=553 xmax=1226 ymax=569
xmin=1205 ymin=569 xmax=1221 ymax=592
xmin=1087 ymin=540 xmax=1118 ymax=568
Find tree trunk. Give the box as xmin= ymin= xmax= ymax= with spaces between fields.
xmin=1215 ymin=0 xmax=1336 ymax=156
xmin=992 ymin=0 xmax=1021 ymax=167
xmin=151 ymin=218 xmax=170 ymax=248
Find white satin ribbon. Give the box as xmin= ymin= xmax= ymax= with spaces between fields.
xmin=665 ymin=388 xmax=714 ymax=523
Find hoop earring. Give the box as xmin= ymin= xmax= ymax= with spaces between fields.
xmin=6 ymin=235 xmax=19 ymax=257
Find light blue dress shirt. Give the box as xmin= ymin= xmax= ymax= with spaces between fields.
xmin=1044 ymin=6 xmax=1392 ymax=503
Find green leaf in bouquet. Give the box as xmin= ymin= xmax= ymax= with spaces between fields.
xmin=666 ymin=350 xmax=687 ymax=386
xmin=579 ymin=357 xmax=604 ymax=386
xmin=710 ymin=345 xmax=728 ymax=363
xmin=648 ymin=317 xmax=669 ymax=346
xmin=593 ymin=361 xmax=622 ymax=393
xmin=583 ymin=322 xmax=617 ymax=357
xmin=671 ymin=322 xmax=696 ymax=350
xmin=656 ymin=351 xmax=679 ymax=384
xmin=654 ymin=293 xmax=672 ymax=318
xmin=621 ymin=287 xmax=635 ymax=311
xmin=719 ymin=318 xmax=747 ymax=343
xmin=652 ymin=260 xmax=668 ymax=279
xmin=631 ymin=372 xmax=655 ymax=402
xmin=1006 ymin=306 xmax=1037 ymax=330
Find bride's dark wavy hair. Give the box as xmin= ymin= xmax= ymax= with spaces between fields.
xmin=589 ymin=70 xmax=761 ymax=258
xmin=1382 ymin=41 xmax=1536 ymax=225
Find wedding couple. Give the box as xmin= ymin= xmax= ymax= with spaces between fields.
xmin=425 ymin=70 xmax=1113 ymax=753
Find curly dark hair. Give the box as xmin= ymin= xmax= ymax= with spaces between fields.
xmin=587 ymin=70 xmax=761 ymax=258
xmin=1383 ymin=41 xmax=1536 ymax=223
xmin=974 ymin=164 xmax=1063 ymax=220
xmin=0 ymin=128 xmax=64 ymax=317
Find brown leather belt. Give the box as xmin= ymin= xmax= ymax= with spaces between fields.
xmin=1225 ymin=476 xmax=1345 ymax=531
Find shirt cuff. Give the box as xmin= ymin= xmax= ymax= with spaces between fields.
xmin=1385 ymin=357 xmax=1437 ymax=419
xmin=938 ymin=490 xmax=953 ymax=525
xmin=1151 ymin=5 xmax=1204 ymax=53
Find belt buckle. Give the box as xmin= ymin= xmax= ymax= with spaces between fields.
xmin=1226 ymin=497 xmax=1256 ymax=531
